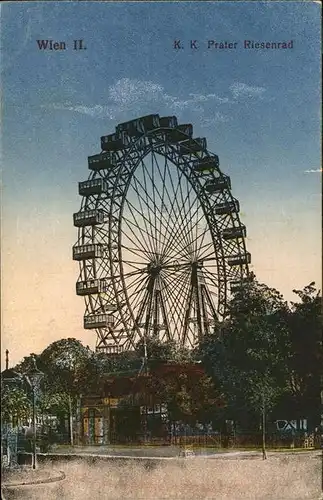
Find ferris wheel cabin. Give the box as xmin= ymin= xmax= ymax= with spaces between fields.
xmin=73 ymin=243 xmax=104 ymax=261
xmin=222 ymin=225 xmax=247 ymax=240
xmin=88 ymin=153 xmax=118 ymax=171
xmin=230 ymin=277 xmax=254 ymax=293
xmin=73 ymin=209 xmax=104 ymax=227
xmin=165 ymin=123 xmax=193 ymax=143
xmin=204 ymin=176 xmax=231 ymax=193
xmin=116 ymin=114 xmax=160 ymax=137
xmin=193 ymin=155 xmax=219 ymax=174
xmin=84 ymin=313 xmax=115 ymax=330
xmin=76 ymin=279 xmax=107 ymax=296
xmin=227 ymin=252 xmax=251 ymax=267
xmin=159 ymin=116 xmax=178 ymax=128
xmin=101 ymin=131 xmax=130 ymax=152
xmin=179 ymin=137 xmax=206 ymax=155
xmin=214 ymin=199 xmax=240 ymax=215
xmin=79 ymin=179 xmax=109 ymax=196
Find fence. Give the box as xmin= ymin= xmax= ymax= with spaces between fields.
xmin=1 ymin=428 xmax=18 ymax=468
xmin=136 ymin=432 xmax=320 ymax=449
xmin=11 ymin=429 xmax=320 ymax=451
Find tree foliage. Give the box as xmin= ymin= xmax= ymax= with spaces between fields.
xmin=1 ymin=384 xmax=31 ymax=423
xmin=199 ymin=279 xmax=321 ymax=429
xmin=284 ymin=282 xmax=322 ymax=425
xmin=4 ymin=281 xmax=321 ymax=432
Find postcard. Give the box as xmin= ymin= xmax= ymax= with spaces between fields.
xmin=1 ymin=2 xmax=321 ymax=499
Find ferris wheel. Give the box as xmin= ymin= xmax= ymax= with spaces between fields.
xmin=73 ymin=115 xmax=251 ymax=354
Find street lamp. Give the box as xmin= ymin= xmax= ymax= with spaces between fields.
xmin=25 ymin=356 xmax=43 ymax=469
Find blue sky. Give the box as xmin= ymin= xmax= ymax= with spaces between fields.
xmin=1 ymin=1 xmax=321 ymax=367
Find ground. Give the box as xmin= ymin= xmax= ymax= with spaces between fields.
xmin=2 ymin=448 xmax=322 ymax=500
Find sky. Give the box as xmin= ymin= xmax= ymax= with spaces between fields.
xmin=1 ymin=1 xmax=321 ymax=369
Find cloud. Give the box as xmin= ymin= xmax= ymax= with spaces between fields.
xmin=44 ymin=78 xmax=231 ymax=126
xmin=44 ymin=78 xmax=259 ymax=127
xmin=200 ymin=113 xmax=229 ymax=126
xmin=46 ymin=103 xmax=117 ymax=119
xmin=108 ymin=79 xmax=165 ymax=106
xmin=230 ymin=82 xmax=266 ymax=100
xmin=189 ymin=93 xmax=230 ymax=104
xmin=304 ymin=168 xmax=322 ymax=173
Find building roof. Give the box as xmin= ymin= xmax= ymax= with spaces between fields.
xmin=1 ymin=368 xmax=22 ymax=381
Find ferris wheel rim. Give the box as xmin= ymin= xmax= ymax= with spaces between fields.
xmin=74 ymin=115 xmax=251 ymax=352
xmin=106 ymin=130 xmax=247 ymax=346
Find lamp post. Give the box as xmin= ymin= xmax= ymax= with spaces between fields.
xmin=261 ymin=390 xmax=267 ymax=460
xmin=1 ymin=350 xmax=23 ymax=467
xmin=25 ymin=356 xmax=43 ymax=469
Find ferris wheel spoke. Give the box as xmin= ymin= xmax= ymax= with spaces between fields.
xmin=193 ymin=202 xmax=205 ymax=258
xmin=162 ymin=238 xmax=194 ymax=265
xmin=139 ymin=153 xmax=177 ymax=224
xmin=157 ymin=153 xmax=193 ymax=257
xmin=162 ymin=181 xmax=201 ymax=262
xmin=156 ymin=162 xmax=191 ymax=260
xmin=161 ymin=203 xmax=203 ymax=263
xmin=121 ymin=245 xmax=152 ymax=262
xmin=163 ymin=280 xmax=191 ymax=327
xmin=143 ymin=151 xmax=191 ymax=256
xmin=171 ymin=278 xmax=193 ymax=339
xmin=121 ymin=268 xmax=147 ymax=279
xmin=198 ymin=251 xmax=219 ymax=263
xmin=120 ymin=277 xmax=150 ymax=325
xmin=162 ymin=268 xmax=191 ymax=291
xmin=121 ymin=218 xmax=154 ymax=260
xmin=129 ymin=171 xmax=159 ymax=251
xmin=160 ymin=262 xmax=192 ymax=275
xmin=122 ymin=212 xmax=161 ymax=256
xmin=139 ymin=157 xmax=159 ymax=255
xmin=161 ymin=270 xmax=192 ymax=328
xmin=194 ymin=221 xmax=210 ymax=257
xmin=157 ymin=153 xmax=170 ymax=256
xmin=123 ymin=262 xmax=147 ymax=278
xmin=128 ymin=175 xmax=163 ymax=255
xmin=161 ymin=161 xmax=195 ymax=259
xmin=185 ymin=175 xmax=196 ymax=255
xmin=154 ymin=154 xmax=184 ymax=256
xmin=124 ymin=197 xmax=157 ymax=257
xmin=203 ymin=275 xmax=219 ymax=290
xmin=201 ymin=268 xmax=220 ymax=290
xmin=122 ymin=259 xmax=147 ymax=267
xmin=128 ymin=176 xmax=179 ymax=256
xmin=196 ymin=241 xmax=218 ymax=261
xmin=161 ymin=269 xmax=189 ymax=307
xmin=150 ymin=152 xmax=162 ymax=256
xmin=123 ymin=272 xmax=149 ymax=296
xmin=175 ymin=173 xmax=196 ymax=255
xmin=125 ymin=281 xmax=149 ymax=316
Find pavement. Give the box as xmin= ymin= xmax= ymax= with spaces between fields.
xmin=41 ymin=444 xmax=322 ymax=460
xmin=2 ymin=468 xmax=66 ymax=487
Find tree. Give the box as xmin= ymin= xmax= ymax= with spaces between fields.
xmin=199 ymin=279 xmax=292 ymax=431
xmin=285 ymin=282 xmax=322 ymax=428
xmin=1 ymin=384 xmax=31 ymax=425
xmin=38 ymin=338 xmax=93 ymax=445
